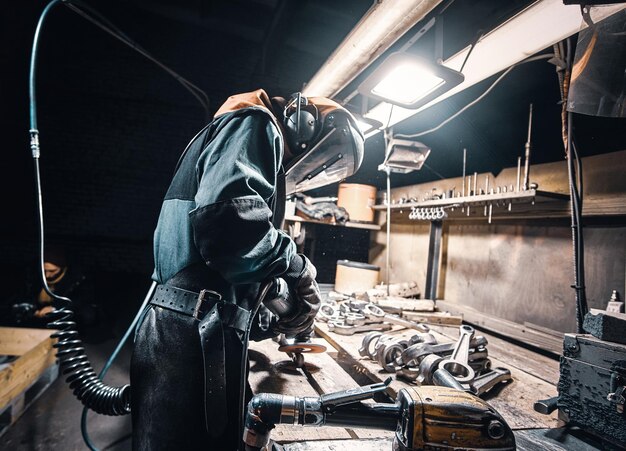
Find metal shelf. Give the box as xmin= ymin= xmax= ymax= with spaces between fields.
xmin=284 ymin=215 xmax=381 ymax=231
xmin=371 ymin=189 xmax=569 ymax=211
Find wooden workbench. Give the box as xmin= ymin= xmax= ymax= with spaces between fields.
xmin=248 ymin=320 xmax=565 ymax=450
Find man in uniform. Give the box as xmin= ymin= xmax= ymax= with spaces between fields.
xmin=131 ymin=89 xmax=364 ymax=450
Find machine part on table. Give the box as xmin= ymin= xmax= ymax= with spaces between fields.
xmin=317 ymin=303 xmax=340 ymax=322
xmin=358 ymin=331 xmax=385 ymax=358
xmin=438 ymin=325 xmax=476 ymax=383
xmin=466 ymin=367 xmax=512 ymax=396
xmin=400 ymin=335 xmax=488 ymax=368
xmin=243 ymin=379 xmax=516 ymax=451
xmin=376 ymin=338 xmax=412 ymax=373
xmin=363 ymin=303 xmax=430 ymax=333
xmin=328 ymin=321 xmax=392 ymax=335
xmin=522 ymin=103 xmax=533 ymax=191
xmin=417 ymin=354 xmax=466 ymax=391
xmin=534 ymin=396 xmax=559 ymax=415
xmin=397 ymin=366 xmax=420 ymax=382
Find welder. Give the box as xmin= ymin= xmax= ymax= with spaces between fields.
xmin=130 ymin=89 xmax=364 ymax=450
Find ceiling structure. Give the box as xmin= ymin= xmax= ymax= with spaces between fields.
xmin=2 ymin=0 xmax=625 ymax=269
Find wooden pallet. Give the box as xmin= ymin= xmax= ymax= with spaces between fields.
xmin=0 ymin=327 xmax=59 ymax=437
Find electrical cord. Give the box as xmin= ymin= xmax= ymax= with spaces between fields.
xmin=61 ymin=0 xmax=210 ymax=119
xmin=29 ymin=0 xmax=212 ymax=449
xmin=31 ymin=0 xmax=133 ymax=416
xmin=394 ymin=53 xmax=555 ymax=139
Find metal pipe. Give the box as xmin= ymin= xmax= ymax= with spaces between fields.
xmin=516 ymin=156 xmax=522 ymax=192
xmin=522 ymin=103 xmax=533 ymax=190
xmin=302 ymin=0 xmax=443 ymax=97
xmin=386 ymin=168 xmax=392 ymax=297
xmin=461 ymin=148 xmax=466 ymax=211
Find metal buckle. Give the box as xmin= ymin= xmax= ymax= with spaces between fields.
xmin=193 ymin=289 xmax=222 ymax=319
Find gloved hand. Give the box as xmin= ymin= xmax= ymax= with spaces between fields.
xmin=274 ymin=255 xmax=321 ymax=338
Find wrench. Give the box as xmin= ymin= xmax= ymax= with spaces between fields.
xmin=328 ymin=321 xmax=392 ymax=336
xmin=466 ymin=367 xmax=512 ymax=396
xmin=363 ymin=304 xmax=430 ymax=333
xmin=438 ymin=325 xmax=476 ymax=383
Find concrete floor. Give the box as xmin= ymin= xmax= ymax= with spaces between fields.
xmin=1 ymin=338 xmax=133 ymax=451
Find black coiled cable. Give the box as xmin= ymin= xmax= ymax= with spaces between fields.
xmin=30 ymin=0 xmax=131 ymax=418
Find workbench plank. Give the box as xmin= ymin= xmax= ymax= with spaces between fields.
xmin=248 ymin=338 xmax=395 ymax=442
xmin=248 ymin=339 xmax=353 ymax=442
xmin=315 ymin=323 xmax=559 ymax=430
xmin=302 ymin=339 xmax=394 ymax=441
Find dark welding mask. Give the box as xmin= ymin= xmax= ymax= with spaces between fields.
xmin=283 ymin=96 xmax=364 ymax=194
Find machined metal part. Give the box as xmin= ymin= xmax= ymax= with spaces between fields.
xmin=396 ymin=366 xmax=420 ymax=382
xmin=534 ymin=396 xmax=558 ymax=414
xmin=359 ymin=331 xmax=384 ymax=358
xmin=358 ymin=303 xmax=431 ymax=333
xmin=437 ymin=325 xmax=476 ymax=383
xmin=399 ymin=335 xmax=488 ymax=368
xmin=318 ymin=303 xmax=339 ymax=322
xmin=466 ymin=367 xmax=512 ymax=396
xmin=328 ymin=321 xmax=392 ymax=335
xmin=376 ymin=337 xmax=411 ymax=373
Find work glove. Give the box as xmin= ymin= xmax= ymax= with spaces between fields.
xmin=249 ymin=305 xmax=281 ymax=342
xmin=274 ymin=254 xmax=321 ymax=338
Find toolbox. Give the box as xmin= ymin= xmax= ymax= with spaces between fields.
xmin=558 ymin=333 xmax=626 ymax=445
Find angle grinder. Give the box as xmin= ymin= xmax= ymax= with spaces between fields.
xmin=243 ymin=378 xmax=515 ymax=451
xmin=263 ymin=278 xmax=326 ymax=367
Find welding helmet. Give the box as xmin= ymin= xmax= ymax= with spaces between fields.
xmin=281 ymin=94 xmax=364 ymax=194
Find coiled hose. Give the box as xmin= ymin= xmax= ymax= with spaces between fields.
xmin=29 ymin=0 xmax=132 ymax=417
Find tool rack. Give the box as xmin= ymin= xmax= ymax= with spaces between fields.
xmin=371 ymin=188 xmax=569 ymax=301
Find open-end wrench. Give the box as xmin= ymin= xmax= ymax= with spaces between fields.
xmin=328 ymin=321 xmax=392 ymax=336
xmin=465 ymin=367 xmax=512 ymax=396
xmin=363 ymin=304 xmax=430 ymax=333
xmin=438 ymin=325 xmax=476 ymax=383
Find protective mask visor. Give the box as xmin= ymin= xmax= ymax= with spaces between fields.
xmin=284 ymin=112 xmax=364 ymax=194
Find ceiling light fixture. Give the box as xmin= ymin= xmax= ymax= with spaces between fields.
xmin=359 ymin=52 xmax=464 ymax=109
xmin=361 ymin=0 xmax=625 ymax=137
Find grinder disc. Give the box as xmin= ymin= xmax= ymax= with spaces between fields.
xmin=278 ymin=342 xmax=327 ymax=354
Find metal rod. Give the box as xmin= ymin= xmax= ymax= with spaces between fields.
xmin=386 ymin=168 xmax=391 ymax=297
xmin=461 ymin=148 xmax=466 ymax=211
xmin=484 ymin=175 xmax=489 ymax=216
xmin=473 ymin=172 xmax=478 ymax=196
xmin=516 ymin=157 xmax=521 ymax=192
xmin=466 ymin=175 xmax=472 ymax=216
xmin=522 ymin=103 xmax=533 ymax=190
xmin=424 ymin=220 xmax=443 ymax=301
